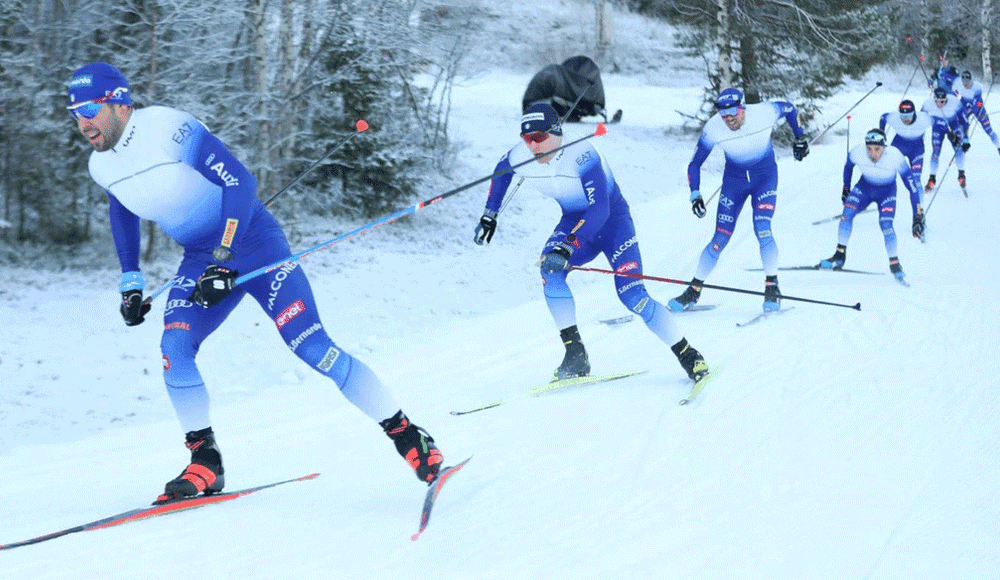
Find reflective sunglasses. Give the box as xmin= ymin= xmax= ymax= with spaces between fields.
xmin=67 ymin=95 xmax=112 ymax=120
xmin=900 ymin=112 xmax=916 ymax=121
xmin=521 ymin=131 xmax=551 ymax=144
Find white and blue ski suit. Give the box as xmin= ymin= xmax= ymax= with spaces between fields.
xmin=88 ymin=105 xmax=399 ymax=432
xmin=482 ymin=138 xmax=684 ymax=346
xmin=957 ymin=79 xmax=1000 ymax=147
xmin=879 ymin=110 xmax=940 ymax=184
xmin=686 ymin=101 xmax=804 ymax=279
xmin=921 ymin=95 xmax=969 ymax=174
xmin=838 ymin=144 xmax=922 ymax=257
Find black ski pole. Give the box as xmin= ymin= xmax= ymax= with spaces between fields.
xmin=906 ymin=35 xmax=932 ymax=87
xmin=901 ymin=60 xmax=921 ymax=99
xmin=811 ymin=82 xmax=883 ymax=145
xmin=263 ymin=119 xmax=369 ymax=207
xmin=569 ymin=265 xmax=862 ymax=310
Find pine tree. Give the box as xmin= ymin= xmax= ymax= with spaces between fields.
xmin=629 ymin=0 xmax=893 ymax=129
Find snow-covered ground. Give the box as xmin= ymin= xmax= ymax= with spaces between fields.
xmin=2 ymin=12 xmax=999 ymax=580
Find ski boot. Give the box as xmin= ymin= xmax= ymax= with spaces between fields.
xmin=671 ymin=338 xmax=709 ymax=382
xmin=380 ymin=411 xmax=443 ymax=483
xmin=820 ymin=245 xmax=847 ymax=270
xmin=763 ymin=275 xmax=781 ymax=312
xmin=553 ymin=325 xmax=590 ymax=381
xmin=667 ymin=278 xmax=703 ymax=312
xmin=924 ymin=174 xmax=936 ymax=193
xmin=958 ymin=170 xmax=966 ymax=189
xmin=155 ymin=427 xmax=225 ymax=504
xmin=889 ymin=256 xmax=906 ymax=282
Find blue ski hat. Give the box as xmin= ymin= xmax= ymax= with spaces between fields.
xmin=520 ymin=102 xmax=562 ymax=136
xmin=715 ymin=87 xmax=745 ymax=116
xmin=67 ymin=62 xmax=132 ymax=107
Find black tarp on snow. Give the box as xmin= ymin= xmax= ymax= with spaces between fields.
xmin=522 ymin=55 xmax=607 ymax=122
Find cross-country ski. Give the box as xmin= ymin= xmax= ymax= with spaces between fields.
xmin=411 ymin=457 xmax=472 ymax=541
xmin=450 ymin=371 xmax=647 ymax=415
xmin=0 ymin=474 xmax=320 ymax=551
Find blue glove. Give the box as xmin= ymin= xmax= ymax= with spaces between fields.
xmin=962 ymin=137 xmax=970 ymax=152
xmin=690 ymin=190 xmax=706 ymax=218
xmin=540 ymin=242 xmax=573 ymax=275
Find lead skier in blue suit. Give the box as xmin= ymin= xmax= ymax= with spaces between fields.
xmin=670 ymin=87 xmax=808 ymax=313
xmin=68 ymin=63 xmax=444 ymax=501
xmin=473 ymin=103 xmax=710 ymax=384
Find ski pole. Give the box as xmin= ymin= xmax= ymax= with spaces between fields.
xmin=704 ymin=82 xmax=882 ymax=206
xmin=906 ymin=35 xmax=932 ymax=87
xmin=263 ymin=119 xmax=368 ymax=207
xmin=568 ymin=265 xmax=862 ymax=310
xmin=901 ymin=60 xmax=921 ymax=99
xmin=810 ymin=82 xmax=883 ymax=145
xmin=212 ymin=124 xmax=610 ymax=292
xmin=811 ymin=208 xmax=874 ymax=226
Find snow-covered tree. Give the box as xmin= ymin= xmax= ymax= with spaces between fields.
xmin=627 ymin=0 xmax=893 ymax=130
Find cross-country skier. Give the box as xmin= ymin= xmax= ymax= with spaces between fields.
xmin=879 ymin=99 xmax=939 ymax=214
xmin=67 ymin=62 xmax=444 ymax=502
xmin=956 ymin=70 xmax=1000 ymax=154
xmin=671 ymin=87 xmax=808 ymax=313
xmin=928 ymin=55 xmax=960 ymax=93
xmin=921 ymin=86 xmax=970 ymax=191
xmin=472 ymin=102 xmax=710 ymax=384
xmin=818 ymin=129 xmax=923 ymax=283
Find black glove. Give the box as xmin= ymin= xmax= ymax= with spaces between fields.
xmin=540 ymin=242 xmax=573 ymax=275
xmin=961 ymin=137 xmax=970 ymax=152
xmin=792 ymin=136 xmax=810 ymax=161
xmin=473 ymin=210 xmax=498 ymax=245
xmin=120 ymin=289 xmax=152 ymax=326
xmin=948 ymin=132 xmax=960 ymax=148
xmin=690 ymin=191 xmax=706 ymax=218
xmin=912 ymin=212 xmax=926 ymax=238
xmin=842 ymin=186 xmax=851 ymax=204
xmin=188 ymin=265 xmax=239 ymax=308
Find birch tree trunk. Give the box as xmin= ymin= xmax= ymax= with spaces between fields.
xmin=714 ymin=0 xmax=733 ymax=90
xmin=982 ymin=0 xmax=993 ymax=82
xmin=594 ymin=0 xmax=613 ymax=64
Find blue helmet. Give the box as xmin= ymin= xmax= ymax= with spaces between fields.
xmin=933 ymin=87 xmax=949 ymax=100
xmin=715 ymin=87 xmax=745 ymax=116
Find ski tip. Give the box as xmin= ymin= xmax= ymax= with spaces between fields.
xmin=411 ymin=532 xmax=422 ymax=541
